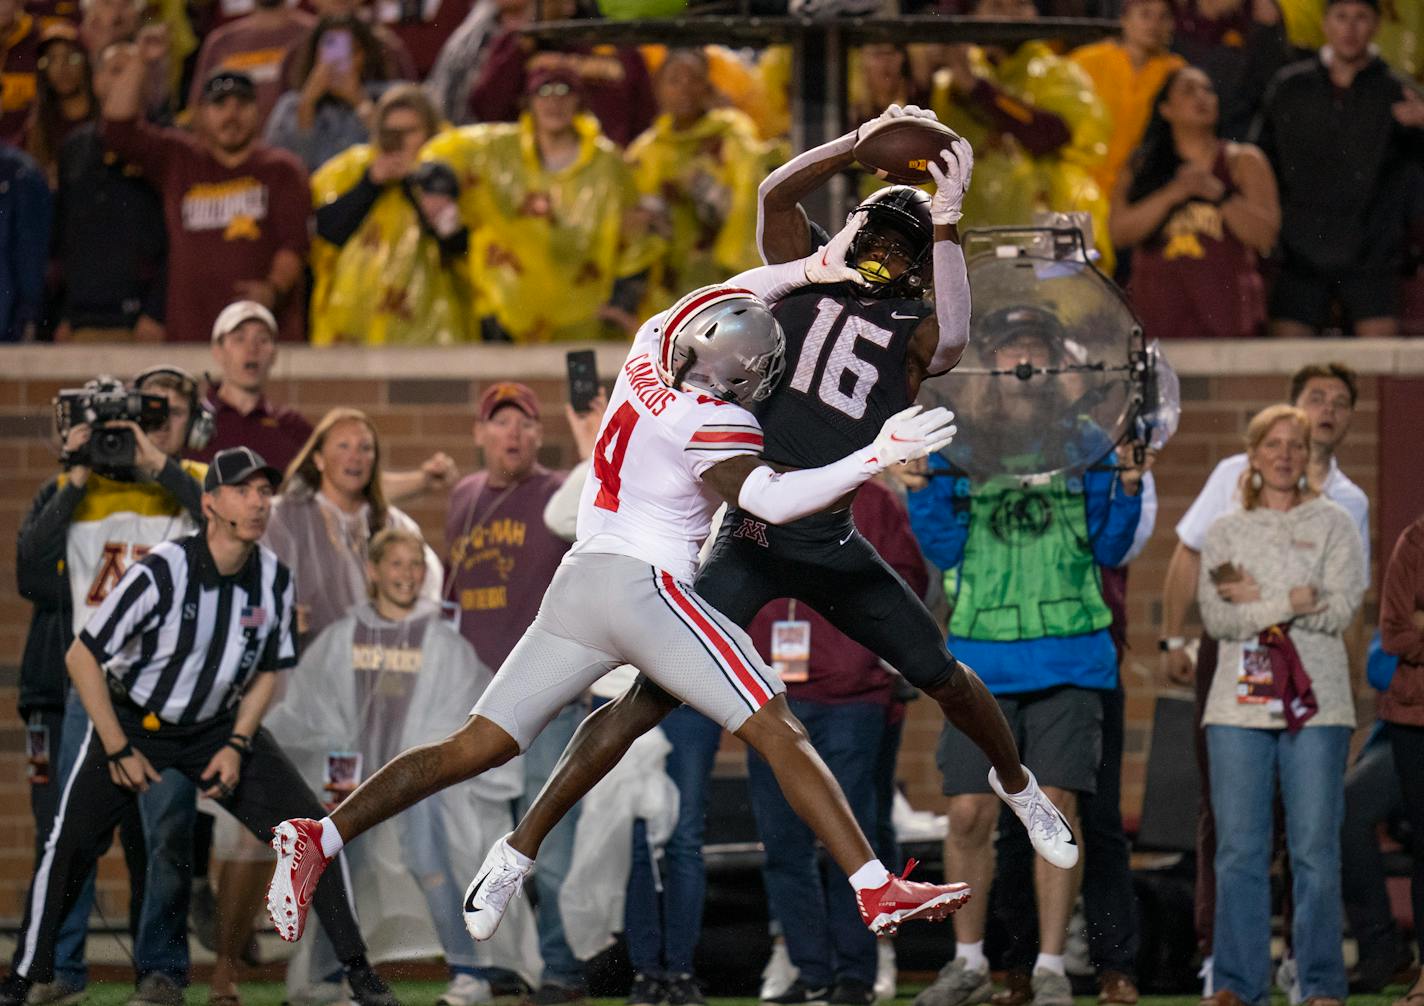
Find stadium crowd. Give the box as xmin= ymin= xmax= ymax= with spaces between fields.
xmin=5 ymin=2 xmax=1424 ymax=1006
xmin=1 ymin=0 xmax=1422 ymax=342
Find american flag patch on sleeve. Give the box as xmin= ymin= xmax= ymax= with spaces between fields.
xmin=686 ymin=425 xmax=764 ymax=453
xmin=240 ymin=606 xmax=268 ymax=628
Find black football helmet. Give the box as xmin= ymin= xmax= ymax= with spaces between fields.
xmin=847 ymin=185 xmax=934 ymax=300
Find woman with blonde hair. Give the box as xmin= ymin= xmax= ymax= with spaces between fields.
xmin=1197 ymin=403 xmax=1364 ymax=1006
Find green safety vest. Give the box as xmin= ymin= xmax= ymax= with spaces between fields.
xmin=946 ymin=472 xmax=1113 ymax=643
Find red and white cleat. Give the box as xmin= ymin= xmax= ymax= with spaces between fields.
xmin=856 ymin=860 xmax=972 ymax=936
xmin=267 ymin=819 xmax=330 ymax=942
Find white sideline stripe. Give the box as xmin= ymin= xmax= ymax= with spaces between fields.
xmin=19 ymin=722 xmax=96 ymax=976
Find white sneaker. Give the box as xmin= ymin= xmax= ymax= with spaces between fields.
xmin=437 ymin=975 xmax=492 ymax=1006
xmin=874 ymin=940 xmax=897 ymax=1002
xmin=761 ymin=938 xmax=800 ymax=1001
xmin=1275 ymin=954 xmax=1302 ymax=1005
xmin=463 ymin=834 xmax=533 ymax=941
xmin=988 ymin=768 xmax=1078 ymax=869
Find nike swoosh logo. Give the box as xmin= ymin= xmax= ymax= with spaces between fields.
xmin=890 ymin=311 xmax=918 ymax=320
xmin=889 ymin=434 xmax=915 ymax=443
xmin=464 ymin=875 xmax=485 ymax=913
xmin=1058 ymin=810 xmax=1078 ymax=845
xmin=838 ymin=532 xmax=853 ymax=546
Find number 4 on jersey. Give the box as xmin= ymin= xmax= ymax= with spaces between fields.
xmin=593 ymin=402 xmax=640 ymax=511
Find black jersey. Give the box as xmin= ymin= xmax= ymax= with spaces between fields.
xmin=754 ymin=284 xmax=933 ymax=468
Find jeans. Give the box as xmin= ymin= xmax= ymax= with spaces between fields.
xmin=1387 ymin=721 xmax=1424 ymax=959
xmin=515 ymin=700 xmax=587 ymax=988
xmin=1206 ymin=724 xmax=1350 ymax=1006
xmin=401 ymin=800 xmax=484 ymax=973
xmin=1341 ymin=724 xmax=1405 ymax=966
xmin=749 ymin=700 xmax=886 ymax=988
xmin=51 ymin=692 xmax=196 ymax=985
xmin=624 ymin=705 xmax=722 ymax=978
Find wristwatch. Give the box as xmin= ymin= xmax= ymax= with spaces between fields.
xmin=1158 ymin=637 xmax=1186 ymax=652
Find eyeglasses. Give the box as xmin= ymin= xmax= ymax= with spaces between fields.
xmin=535 ymin=81 xmax=573 ymax=98
xmin=38 ymin=52 xmax=86 ymax=69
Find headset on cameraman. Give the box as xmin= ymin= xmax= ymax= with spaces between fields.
xmin=131 ymin=365 xmax=216 ymax=455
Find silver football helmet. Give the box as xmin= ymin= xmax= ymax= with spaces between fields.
xmin=655 ymin=285 xmax=786 ymax=405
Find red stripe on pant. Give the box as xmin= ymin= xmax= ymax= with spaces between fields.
xmin=659 ymin=572 xmax=770 ymax=707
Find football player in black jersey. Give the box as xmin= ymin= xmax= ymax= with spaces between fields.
xmin=495 ymin=104 xmax=1078 ymax=885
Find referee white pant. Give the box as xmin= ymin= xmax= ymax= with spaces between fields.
xmin=473 ymin=550 xmax=786 ymax=751
xmin=11 ymin=702 xmax=368 ymax=984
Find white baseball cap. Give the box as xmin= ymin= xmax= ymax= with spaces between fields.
xmin=212 ymin=300 xmax=278 ymax=342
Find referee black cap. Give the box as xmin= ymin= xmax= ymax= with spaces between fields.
xmin=204 ymin=447 xmax=283 ymax=492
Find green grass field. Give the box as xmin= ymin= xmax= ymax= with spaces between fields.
xmin=60 ymin=983 xmax=1420 ymax=1006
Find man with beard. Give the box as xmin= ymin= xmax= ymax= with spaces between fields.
xmin=101 ymin=48 xmax=309 ymax=341
xmin=904 ymin=311 xmax=1146 ymax=1006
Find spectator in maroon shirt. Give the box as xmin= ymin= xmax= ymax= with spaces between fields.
xmin=25 ymin=23 xmax=93 ymax=183
xmin=101 ymin=55 xmax=310 ymax=341
xmin=196 ymin=300 xmax=314 ymax=469
xmin=0 ymin=0 xmax=42 ymax=146
xmin=466 ymin=0 xmax=654 ymax=148
xmin=186 ymin=0 xmax=314 ymax=124
xmin=196 ymin=298 xmax=458 ymax=498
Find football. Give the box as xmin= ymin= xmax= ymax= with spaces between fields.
xmin=852 ymin=117 xmax=961 ymax=185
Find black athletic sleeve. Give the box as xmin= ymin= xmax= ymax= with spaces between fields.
xmin=315 ymin=172 xmax=385 ymax=247
xmin=155 ymin=457 xmax=203 ymax=522
xmin=17 ymin=477 xmax=74 ymax=607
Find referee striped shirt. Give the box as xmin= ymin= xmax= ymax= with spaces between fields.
xmin=79 ymin=534 xmax=297 ymax=725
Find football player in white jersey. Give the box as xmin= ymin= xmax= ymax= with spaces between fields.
xmin=268 ymin=217 xmax=969 ymax=946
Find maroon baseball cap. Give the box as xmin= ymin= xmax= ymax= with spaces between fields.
xmin=479 ymin=382 xmax=541 ymax=421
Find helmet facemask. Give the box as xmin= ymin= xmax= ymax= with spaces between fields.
xmin=848 ymin=216 xmax=931 ymax=300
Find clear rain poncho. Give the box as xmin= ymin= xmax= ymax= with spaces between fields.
xmin=264 ymin=600 xmax=540 ymax=985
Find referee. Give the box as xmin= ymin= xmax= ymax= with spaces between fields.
xmin=0 ymin=448 xmax=395 ymax=1006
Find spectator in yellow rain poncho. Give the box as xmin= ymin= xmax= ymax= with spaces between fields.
xmin=423 ymin=65 xmax=656 ymax=342
xmin=309 ymin=84 xmax=475 ymax=345
xmin=625 ymin=48 xmax=767 ymax=315
xmin=930 ymin=0 xmax=1115 ymax=271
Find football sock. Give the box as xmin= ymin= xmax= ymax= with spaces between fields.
xmin=1034 ymin=954 xmax=1066 ymax=977
xmin=318 ymin=817 xmax=345 ymax=858
xmin=848 ymin=860 xmax=892 ymax=891
xmin=502 ymin=835 xmax=535 ymax=868
xmin=956 ymin=942 xmax=987 ymax=973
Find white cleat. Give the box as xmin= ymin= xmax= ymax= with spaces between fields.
xmin=463 ymin=834 xmax=533 ymax=941
xmin=988 ymin=767 xmax=1079 ymax=869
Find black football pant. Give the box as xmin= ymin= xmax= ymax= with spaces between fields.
xmin=11 ymin=701 xmax=367 ymax=983
xmin=695 ymin=506 xmax=958 ymax=691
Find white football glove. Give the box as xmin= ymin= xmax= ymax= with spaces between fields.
xmin=855 ymin=103 xmax=941 ymax=143
xmin=869 ymin=405 xmax=957 ymax=469
xmin=803 ymin=211 xmax=868 ymax=286
xmin=926 ymin=138 xmax=974 ymax=226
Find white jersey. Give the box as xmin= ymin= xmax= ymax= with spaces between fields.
xmin=571 ymin=315 xmax=765 ymax=582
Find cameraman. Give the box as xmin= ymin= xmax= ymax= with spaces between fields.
xmin=16 ymin=366 xmax=209 ymax=1006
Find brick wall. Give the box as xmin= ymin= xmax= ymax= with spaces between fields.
xmin=1 ymin=339 xmax=1420 ymax=923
